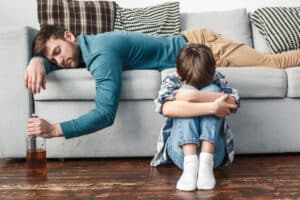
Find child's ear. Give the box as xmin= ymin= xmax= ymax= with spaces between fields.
xmin=64 ymin=31 xmax=76 ymax=42
xmin=175 ymin=70 xmax=181 ymax=78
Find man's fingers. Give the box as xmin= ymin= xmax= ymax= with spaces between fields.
xmin=42 ymin=76 xmax=46 ymax=90
xmin=30 ymin=75 xmax=37 ymax=94
xmin=36 ymin=77 xmax=43 ymax=93
xmin=27 ymin=75 xmax=32 ymax=91
xmin=24 ymin=72 xmax=29 ymax=89
xmin=27 ymin=118 xmax=40 ymax=123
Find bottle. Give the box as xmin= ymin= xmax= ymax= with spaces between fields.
xmin=26 ymin=113 xmax=47 ymax=175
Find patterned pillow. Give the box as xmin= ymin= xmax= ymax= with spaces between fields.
xmin=37 ymin=0 xmax=116 ymax=36
xmin=251 ymin=7 xmax=300 ymax=53
xmin=114 ymin=2 xmax=180 ymax=36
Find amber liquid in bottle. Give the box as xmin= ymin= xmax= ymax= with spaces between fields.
xmin=27 ymin=148 xmax=47 ymax=175
xmin=26 ymin=114 xmax=47 ymax=176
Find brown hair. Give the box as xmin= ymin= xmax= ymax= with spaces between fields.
xmin=176 ymin=43 xmax=216 ymax=88
xmin=33 ymin=25 xmax=66 ymax=56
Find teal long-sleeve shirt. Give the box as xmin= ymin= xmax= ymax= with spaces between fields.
xmin=41 ymin=31 xmax=187 ymax=139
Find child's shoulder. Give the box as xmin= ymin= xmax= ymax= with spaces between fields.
xmin=162 ymin=72 xmax=181 ymax=83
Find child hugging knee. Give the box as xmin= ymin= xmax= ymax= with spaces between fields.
xmin=151 ymin=44 xmax=239 ymax=191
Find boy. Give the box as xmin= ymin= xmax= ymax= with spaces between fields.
xmin=151 ymin=44 xmax=239 ymax=191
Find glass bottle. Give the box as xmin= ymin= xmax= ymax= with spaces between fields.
xmin=26 ymin=113 xmax=47 ymax=175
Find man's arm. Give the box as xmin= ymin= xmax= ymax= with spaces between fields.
xmin=27 ymin=54 xmax=122 ymax=139
xmin=59 ymin=54 xmax=123 ymax=139
xmin=24 ymin=56 xmax=60 ymax=94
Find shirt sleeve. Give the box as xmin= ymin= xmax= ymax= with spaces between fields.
xmin=154 ymin=74 xmax=181 ymax=114
xmin=35 ymin=56 xmax=60 ymax=74
xmin=60 ymin=54 xmax=123 ymax=139
xmin=213 ymin=71 xmax=240 ymax=111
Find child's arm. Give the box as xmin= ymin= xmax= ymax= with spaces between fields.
xmin=154 ymin=72 xmax=239 ymax=117
xmin=175 ymin=89 xmax=236 ymax=105
xmin=162 ymin=94 xmax=237 ymax=118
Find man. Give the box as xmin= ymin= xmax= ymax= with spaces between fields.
xmin=24 ymin=25 xmax=299 ymax=139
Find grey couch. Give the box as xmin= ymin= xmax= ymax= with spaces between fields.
xmin=1 ymin=8 xmax=300 ymax=158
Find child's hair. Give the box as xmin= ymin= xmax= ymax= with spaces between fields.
xmin=176 ymin=43 xmax=216 ymax=88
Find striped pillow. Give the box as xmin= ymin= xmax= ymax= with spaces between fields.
xmin=114 ymin=2 xmax=180 ymax=36
xmin=251 ymin=7 xmax=300 ymax=53
xmin=37 ymin=0 xmax=116 ymax=36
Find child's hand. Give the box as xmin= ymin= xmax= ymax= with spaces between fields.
xmin=213 ymin=94 xmax=237 ymax=118
xmin=226 ymin=95 xmax=237 ymax=106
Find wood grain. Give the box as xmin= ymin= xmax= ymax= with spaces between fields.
xmin=1 ymin=154 xmax=300 ymax=199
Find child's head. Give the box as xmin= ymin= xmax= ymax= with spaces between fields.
xmin=176 ymin=43 xmax=216 ymax=88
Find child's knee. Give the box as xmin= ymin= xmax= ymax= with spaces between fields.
xmin=173 ymin=117 xmax=199 ymax=132
xmin=201 ymin=84 xmax=221 ymax=92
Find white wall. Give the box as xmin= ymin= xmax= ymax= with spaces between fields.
xmin=1 ymin=0 xmax=300 ymax=29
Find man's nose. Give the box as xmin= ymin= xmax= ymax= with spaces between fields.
xmin=55 ymin=55 xmax=64 ymax=66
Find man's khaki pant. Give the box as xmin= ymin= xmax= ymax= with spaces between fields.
xmin=181 ymin=29 xmax=300 ymax=69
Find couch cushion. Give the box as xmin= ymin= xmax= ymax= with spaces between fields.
xmin=250 ymin=7 xmax=300 ymax=54
xmin=34 ymin=68 xmax=161 ymax=101
xmin=161 ymin=67 xmax=287 ymax=98
xmin=180 ymin=8 xmax=252 ymax=47
xmin=286 ymin=67 xmax=300 ymax=98
xmin=37 ymin=0 xmax=115 ymax=36
xmin=114 ymin=2 xmax=180 ymax=36
xmin=251 ymin=23 xmax=270 ymax=53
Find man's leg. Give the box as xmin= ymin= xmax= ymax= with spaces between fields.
xmin=223 ymin=45 xmax=300 ymax=68
xmin=182 ymin=28 xmax=300 ymax=68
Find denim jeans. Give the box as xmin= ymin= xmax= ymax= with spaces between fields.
xmin=166 ymin=84 xmax=226 ymax=169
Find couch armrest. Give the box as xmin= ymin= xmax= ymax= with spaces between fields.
xmin=0 ymin=26 xmax=38 ymax=158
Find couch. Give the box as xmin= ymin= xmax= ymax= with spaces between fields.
xmin=1 ymin=8 xmax=300 ymax=158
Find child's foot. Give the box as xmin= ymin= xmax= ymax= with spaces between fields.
xmin=197 ymin=152 xmax=216 ymax=190
xmin=176 ymin=155 xmax=198 ymax=191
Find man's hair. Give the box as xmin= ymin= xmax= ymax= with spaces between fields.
xmin=176 ymin=43 xmax=216 ymax=88
xmin=33 ymin=25 xmax=66 ymax=56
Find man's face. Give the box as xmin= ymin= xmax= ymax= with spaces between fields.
xmin=44 ymin=32 xmax=81 ymax=68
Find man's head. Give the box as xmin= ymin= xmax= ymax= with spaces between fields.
xmin=33 ymin=25 xmax=81 ymax=68
xmin=176 ymin=43 xmax=216 ymax=88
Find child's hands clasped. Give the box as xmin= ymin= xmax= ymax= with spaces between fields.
xmin=213 ymin=94 xmax=237 ymax=118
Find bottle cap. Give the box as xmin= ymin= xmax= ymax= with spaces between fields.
xmin=31 ymin=113 xmax=38 ymax=118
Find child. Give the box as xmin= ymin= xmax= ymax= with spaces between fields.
xmin=151 ymin=44 xmax=239 ymax=191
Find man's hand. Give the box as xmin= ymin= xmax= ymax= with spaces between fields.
xmin=24 ymin=57 xmax=46 ymax=94
xmin=27 ymin=117 xmax=63 ymax=138
xmin=213 ymin=94 xmax=238 ymax=118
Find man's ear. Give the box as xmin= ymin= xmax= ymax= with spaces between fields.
xmin=64 ymin=31 xmax=76 ymax=42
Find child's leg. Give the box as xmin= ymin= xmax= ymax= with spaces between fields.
xmin=197 ymin=116 xmax=225 ymax=190
xmin=166 ymin=117 xmax=201 ymax=191
xmin=195 ymin=84 xmax=226 ymax=190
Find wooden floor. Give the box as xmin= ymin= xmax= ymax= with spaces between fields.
xmin=1 ymin=154 xmax=300 ymax=200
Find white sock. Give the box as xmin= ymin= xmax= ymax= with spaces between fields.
xmin=197 ymin=152 xmax=216 ymax=190
xmin=176 ymin=155 xmax=198 ymax=191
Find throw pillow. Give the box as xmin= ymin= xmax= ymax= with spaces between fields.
xmin=114 ymin=2 xmax=180 ymax=36
xmin=37 ymin=0 xmax=116 ymax=36
xmin=251 ymin=7 xmax=300 ymax=53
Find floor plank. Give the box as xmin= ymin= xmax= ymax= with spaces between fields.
xmin=1 ymin=154 xmax=300 ymax=199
